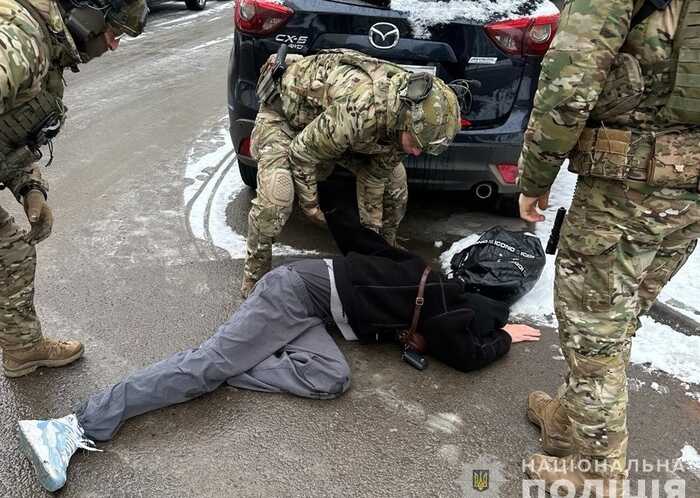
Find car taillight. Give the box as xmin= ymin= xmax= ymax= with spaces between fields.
xmin=234 ymin=0 xmax=294 ymax=36
xmin=460 ymin=118 xmax=472 ymax=128
xmin=485 ymin=14 xmax=559 ymax=57
xmin=239 ymin=137 xmax=252 ymax=157
xmin=496 ymin=163 xmax=519 ymax=184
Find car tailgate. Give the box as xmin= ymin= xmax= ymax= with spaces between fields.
xmin=281 ymin=0 xmax=551 ymax=128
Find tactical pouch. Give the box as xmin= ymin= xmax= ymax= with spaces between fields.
xmin=647 ymin=131 xmax=700 ymax=190
xmin=569 ymin=128 xmax=632 ymax=179
xmin=658 ymin=0 xmax=700 ymax=125
xmin=590 ymin=53 xmax=644 ymax=121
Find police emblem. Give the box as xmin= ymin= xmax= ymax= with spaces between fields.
xmin=472 ymin=469 xmax=489 ymax=492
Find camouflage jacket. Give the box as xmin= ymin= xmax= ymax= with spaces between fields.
xmin=279 ymin=50 xmax=408 ymax=209
xmin=518 ymin=0 xmax=690 ymax=197
xmin=0 ymin=0 xmax=80 ymax=198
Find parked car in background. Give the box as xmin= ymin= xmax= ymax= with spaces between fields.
xmin=227 ymin=0 xmax=559 ymax=214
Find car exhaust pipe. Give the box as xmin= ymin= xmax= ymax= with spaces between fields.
xmin=474 ymin=182 xmax=495 ymax=200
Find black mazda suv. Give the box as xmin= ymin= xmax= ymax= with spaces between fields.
xmin=226 ymin=0 xmax=559 ymax=212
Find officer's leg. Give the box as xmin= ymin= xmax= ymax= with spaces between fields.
xmin=554 ymin=178 xmax=650 ymax=477
xmin=380 ymin=163 xmax=408 ymax=246
xmin=637 ymin=233 xmax=698 ymax=317
xmin=227 ymin=319 xmax=350 ymax=399
xmin=242 ymin=107 xmax=296 ymax=297
xmin=555 ymin=178 xmax=700 ymax=477
xmin=0 ymin=205 xmax=42 ymax=351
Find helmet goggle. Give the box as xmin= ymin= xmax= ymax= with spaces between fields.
xmin=400 ymin=72 xmax=454 ymax=156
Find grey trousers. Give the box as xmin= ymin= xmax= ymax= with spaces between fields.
xmin=77 ymin=265 xmax=351 ymax=442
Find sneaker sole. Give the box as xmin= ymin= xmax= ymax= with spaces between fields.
xmin=527 ymin=401 xmax=572 ymax=458
xmin=17 ymin=422 xmax=64 ymax=492
xmin=4 ymin=345 xmax=84 ymax=378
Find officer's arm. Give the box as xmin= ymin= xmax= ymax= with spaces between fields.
xmin=287 ymin=87 xmax=378 ymax=211
xmin=0 ymin=21 xmax=46 ymax=114
xmin=517 ymin=0 xmax=635 ymax=197
xmin=0 ymin=24 xmax=50 ymax=200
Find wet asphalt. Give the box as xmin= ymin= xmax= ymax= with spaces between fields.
xmin=0 ymin=3 xmax=698 ymax=496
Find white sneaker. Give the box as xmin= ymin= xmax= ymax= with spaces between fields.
xmin=17 ymin=414 xmax=100 ymax=492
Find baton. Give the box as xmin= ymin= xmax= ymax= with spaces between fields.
xmin=545 ymin=207 xmax=567 ymax=255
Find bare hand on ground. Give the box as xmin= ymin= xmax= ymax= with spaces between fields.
xmin=503 ymin=323 xmax=541 ymax=343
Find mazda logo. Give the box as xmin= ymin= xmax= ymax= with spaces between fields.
xmin=369 ymin=22 xmax=400 ymax=50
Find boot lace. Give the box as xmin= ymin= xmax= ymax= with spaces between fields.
xmin=54 ymin=416 xmax=102 ymax=470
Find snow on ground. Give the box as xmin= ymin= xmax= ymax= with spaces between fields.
xmin=439 ymin=166 xmax=700 ymax=392
xmin=390 ymin=0 xmax=558 ymax=39
xmin=679 ymin=445 xmax=700 ymax=477
xmin=631 ymin=317 xmax=700 ymax=386
xmin=184 ymin=119 xmax=316 ymax=259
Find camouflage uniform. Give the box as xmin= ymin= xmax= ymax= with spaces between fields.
xmin=0 ymin=0 xmax=79 ymax=351
xmin=0 ymin=0 xmax=144 ymax=355
xmin=518 ymin=0 xmax=700 ymax=478
xmin=244 ymin=50 xmax=459 ymax=290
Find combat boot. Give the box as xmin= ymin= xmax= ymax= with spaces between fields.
xmin=3 ymin=338 xmax=83 ymax=378
xmin=527 ymin=391 xmax=573 ymax=457
xmin=525 ymin=454 xmax=625 ymax=498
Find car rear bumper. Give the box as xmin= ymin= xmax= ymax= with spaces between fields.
xmin=230 ymin=116 xmax=521 ymax=195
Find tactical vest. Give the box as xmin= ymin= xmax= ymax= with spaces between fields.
xmin=0 ymin=0 xmax=67 ymax=165
xmin=658 ymin=0 xmax=700 ymax=124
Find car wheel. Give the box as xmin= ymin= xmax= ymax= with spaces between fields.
xmin=239 ymin=163 xmax=257 ymax=189
xmin=185 ymin=0 xmax=206 ymax=10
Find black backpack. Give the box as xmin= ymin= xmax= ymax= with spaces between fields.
xmin=450 ymin=227 xmax=546 ymax=305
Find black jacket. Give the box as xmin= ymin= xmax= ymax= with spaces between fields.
xmin=325 ymin=205 xmax=512 ymax=372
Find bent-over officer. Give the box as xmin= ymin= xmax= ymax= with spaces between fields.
xmin=0 ymin=0 xmax=147 ymax=377
xmin=242 ymin=48 xmax=462 ymax=297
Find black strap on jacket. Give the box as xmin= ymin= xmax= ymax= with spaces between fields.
xmin=631 ymin=0 xmax=672 ymax=29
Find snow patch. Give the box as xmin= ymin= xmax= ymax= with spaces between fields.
xmin=184 ymin=120 xmax=317 ymax=259
xmin=679 ymin=445 xmax=700 ymax=476
xmin=630 ymin=317 xmax=700 ymax=387
xmin=426 ymin=412 xmax=464 ymax=434
xmin=649 ymin=381 xmax=669 ymax=395
xmin=391 ymin=0 xmax=558 ymax=39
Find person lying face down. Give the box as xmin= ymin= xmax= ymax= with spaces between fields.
xmin=16 ymin=193 xmax=540 ymax=492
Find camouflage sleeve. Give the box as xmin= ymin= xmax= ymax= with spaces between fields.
xmin=6 ymin=164 xmax=48 ymax=201
xmin=0 ymin=16 xmax=47 ymax=114
xmin=517 ymin=0 xmax=635 ymax=197
xmin=287 ymin=85 xmax=378 ymax=209
xmin=359 ymin=152 xmax=402 ymax=230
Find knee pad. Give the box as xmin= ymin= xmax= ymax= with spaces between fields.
xmin=262 ymin=170 xmax=294 ymax=208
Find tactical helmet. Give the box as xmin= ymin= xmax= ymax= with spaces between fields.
xmin=400 ymin=73 xmax=461 ymax=156
xmin=106 ymin=0 xmax=148 ymax=37
xmin=62 ymin=0 xmax=147 ymax=47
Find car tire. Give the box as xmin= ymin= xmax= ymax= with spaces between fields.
xmin=185 ymin=0 xmax=206 ymax=10
xmin=239 ymin=163 xmax=257 ymax=189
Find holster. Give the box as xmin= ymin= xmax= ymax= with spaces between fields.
xmin=568 ymin=126 xmax=700 ymax=192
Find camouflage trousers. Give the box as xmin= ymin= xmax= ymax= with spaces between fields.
xmin=0 ymin=204 xmax=42 ymax=351
xmin=554 ymin=175 xmax=700 ymax=476
xmin=243 ymin=105 xmax=408 ymax=284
